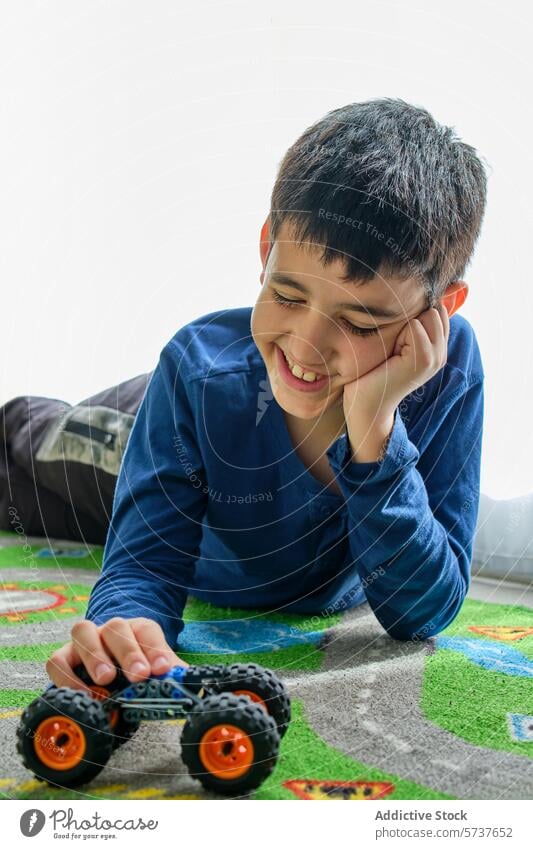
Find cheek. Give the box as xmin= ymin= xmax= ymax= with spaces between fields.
xmin=340 ymin=335 xmax=392 ymax=378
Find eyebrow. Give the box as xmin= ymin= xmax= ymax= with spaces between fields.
xmin=269 ymin=272 xmax=402 ymax=319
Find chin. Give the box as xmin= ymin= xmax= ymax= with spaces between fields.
xmin=275 ymin=385 xmax=343 ymax=420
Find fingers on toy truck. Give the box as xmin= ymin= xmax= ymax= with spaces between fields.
xmin=16 ymin=661 xmax=291 ymax=796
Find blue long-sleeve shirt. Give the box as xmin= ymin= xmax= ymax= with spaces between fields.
xmin=85 ymin=306 xmax=485 ymax=647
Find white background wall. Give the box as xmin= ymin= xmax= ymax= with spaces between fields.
xmin=1 ymin=0 xmax=531 ymax=499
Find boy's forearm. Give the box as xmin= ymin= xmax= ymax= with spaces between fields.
xmin=85 ymin=564 xmax=188 ymax=650
xmin=326 ymin=380 xmax=483 ymax=641
xmin=341 ymin=446 xmax=463 ymax=640
xmin=353 ymin=511 xmax=469 ymax=641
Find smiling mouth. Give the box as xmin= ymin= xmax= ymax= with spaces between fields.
xmin=274 ymin=344 xmax=333 ymax=394
xmin=278 ymin=346 xmax=331 ymax=379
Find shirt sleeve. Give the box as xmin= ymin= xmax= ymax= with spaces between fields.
xmin=85 ymin=338 xmax=207 ymax=649
xmin=326 ymin=375 xmax=484 ymax=641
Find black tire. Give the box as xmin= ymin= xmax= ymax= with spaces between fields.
xmin=73 ymin=664 xmax=141 ymax=750
xmin=16 ymin=688 xmax=114 ymax=788
xmin=208 ymin=662 xmax=292 ymax=738
xmin=180 ymin=664 xmax=229 ymax=695
xmin=180 ymin=693 xmax=280 ymax=796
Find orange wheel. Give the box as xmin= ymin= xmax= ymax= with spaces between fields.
xmin=181 ymin=694 xmax=280 ymax=795
xmin=34 ymin=714 xmax=86 ymax=770
xmin=207 ymin=663 xmax=291 ymax=738
xmin=16 ymin=689 xmax=114 ymax=789
xmin=232 ymin=689 xmax=268 ymax=711
xmin=87 ymin=686 xmax=120 ymax=729
xmin=198 ymin=723 xmax=254 ymax=780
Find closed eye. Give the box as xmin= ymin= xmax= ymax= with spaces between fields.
xmin=271 ymin=289 xmax=380 ymax=337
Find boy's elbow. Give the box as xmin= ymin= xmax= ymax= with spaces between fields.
xmin=384 ymin=619 xmax=445 ymax=642
xmin=381 ymin=579 xmax=469 ymax=643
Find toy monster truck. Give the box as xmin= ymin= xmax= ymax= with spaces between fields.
xmin=16 ymin=662 xmax=291 ymax=796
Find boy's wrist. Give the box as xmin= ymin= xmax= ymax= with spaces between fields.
xmin=347 ymin=411 xmax=395 ymax=464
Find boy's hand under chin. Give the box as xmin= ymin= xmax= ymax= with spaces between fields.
xmin=341 ymin=303 xmax=450 ymax=463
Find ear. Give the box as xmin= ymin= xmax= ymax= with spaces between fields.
xmin=259 ymin=216 xmax=272 ymax=285
xmin=441 ymin=281 xmax=469 ymax=318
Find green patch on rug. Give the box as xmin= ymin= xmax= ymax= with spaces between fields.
xmin=0 ymin=543 xmax=102 ymax=572
xmin=184 ymin=596 xmax=340 ymax=631
xmin=178 ymin=644 xmax=324 ymax=671
xmin=422 ymin=598 xmax=533 ymax=758
xmin=0 ymin=689 xmax=40 ymax=709
xmin=422 ymin=650 xmax=532 ymax=758
xmin=0 ymin=644 xmax=65 ymax=662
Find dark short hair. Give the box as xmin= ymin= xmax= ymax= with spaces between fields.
xmin=269 ymin=98 xmax=488 ymax=302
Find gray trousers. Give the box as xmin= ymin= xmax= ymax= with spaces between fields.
xmin=0 ymin=372 xmax=151 ymax=544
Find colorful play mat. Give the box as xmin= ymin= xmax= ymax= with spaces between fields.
xmin=0 ymin=529 xmax=531 ymax=800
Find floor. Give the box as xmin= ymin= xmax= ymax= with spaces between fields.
xmin=468 ymin=575 xmax=533 ymax=609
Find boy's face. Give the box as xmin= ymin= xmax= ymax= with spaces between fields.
xmin=251 ymin=219 xmax=431 ymax=424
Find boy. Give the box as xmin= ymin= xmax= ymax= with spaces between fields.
xmin=14 ymin=98 xmax=487 ymax=691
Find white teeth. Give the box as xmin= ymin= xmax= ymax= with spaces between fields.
xmin=283 ymin=351 xmax=321 ymax=382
